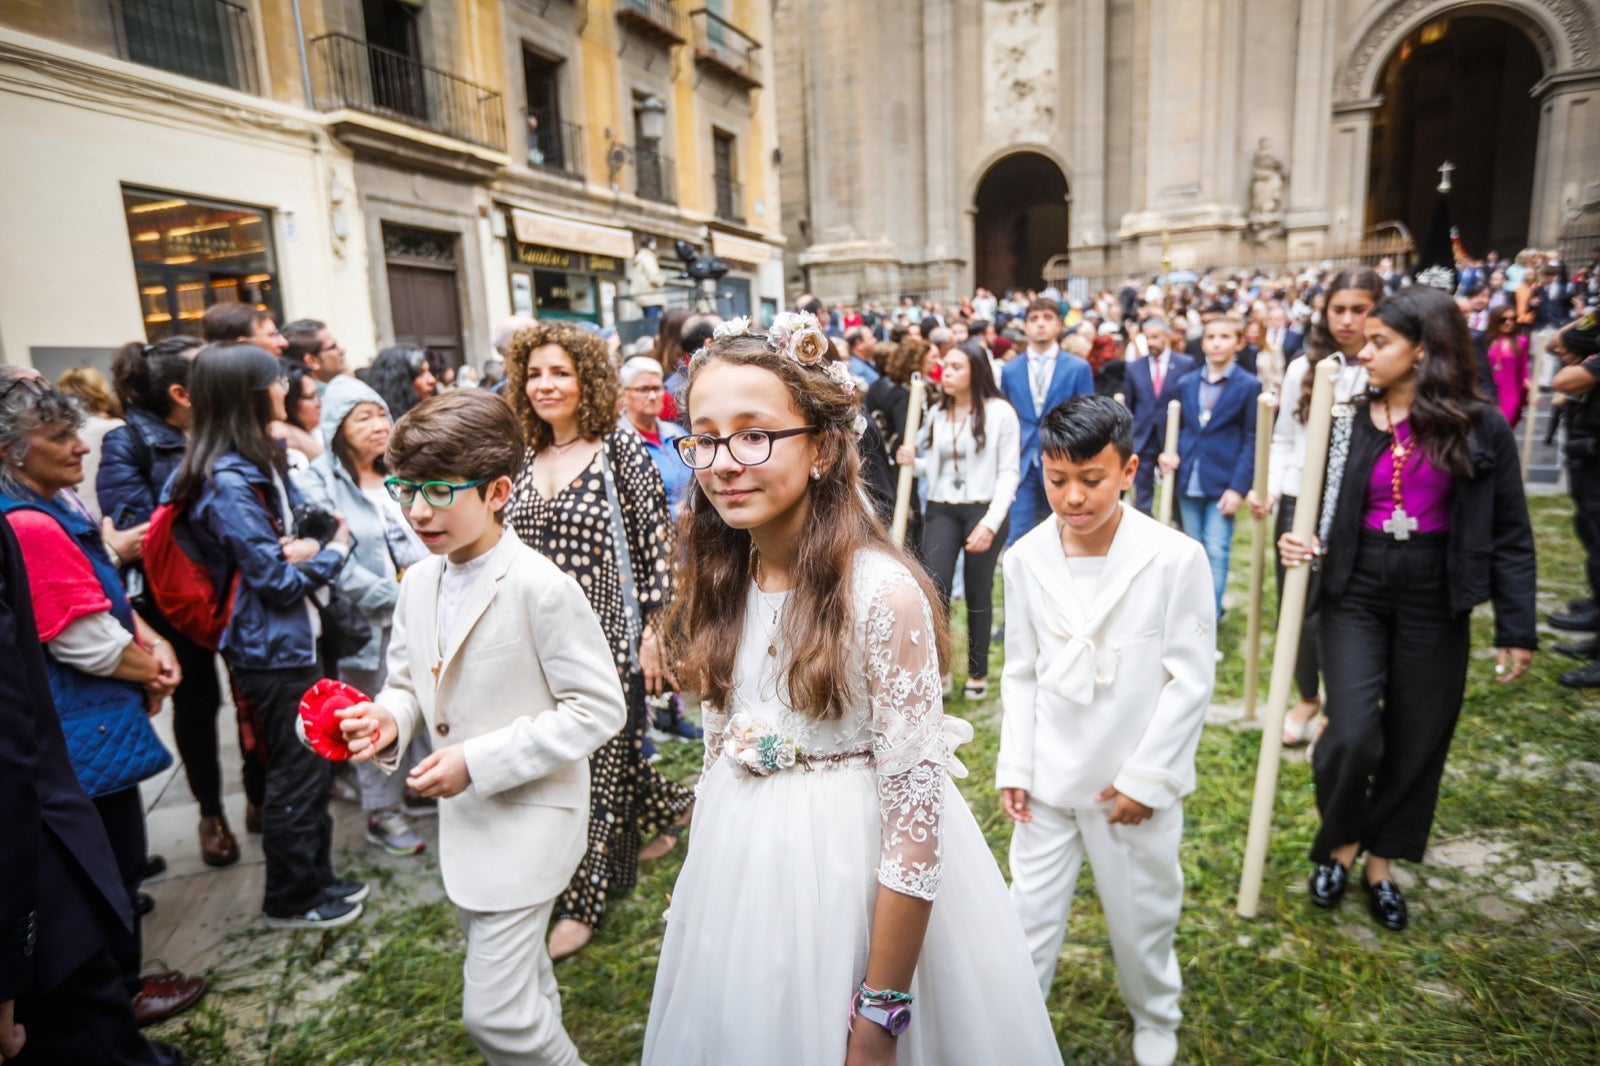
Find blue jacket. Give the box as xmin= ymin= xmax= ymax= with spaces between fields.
xmin=181 ymin=452 xmax=346 ymax=670
xmin=0 ymin=489 xmax=171 ymax=798
xmin=1000 ymin=349 xmax=1096 ymax=473
xmin=97 ymin=407 xmax=188 ymax=529
xmin=1172 ymin=364 xmax=1262 ymax=498
xmin=625 ymin=417 xmax=692 ymax=519
xmin=1124 ymin=350 xmax=1196 ymax=459
xmin=294 ymin=376 xmax=407 ymax=673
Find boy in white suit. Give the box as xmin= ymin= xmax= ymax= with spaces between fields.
xmin=338 ymin=391 xmax=624 ymax=1066
xmin=998 ymin=396 xmax=1215 ymax=1066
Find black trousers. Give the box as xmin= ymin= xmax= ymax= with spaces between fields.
xmin=228 ymin=663 xmax=334 ymax=916
xmin=921 ymin=502 xmax=1008 ymax=679
xmin=1568 ymin=461 xmax=1600 ymax=603
xmin=12 ymin=947 xmax=164 ymax=1066
xmin=1312 ymin=531 xmax=1470 ymax=864
xmin=1274 ymin=495 xmax=1323 ymax=703
xmin=91 ymin=786 xmax=146 ymax=997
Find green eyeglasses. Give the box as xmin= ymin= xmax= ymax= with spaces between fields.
xmin=384 ymin=476 xmax=489 ymax=508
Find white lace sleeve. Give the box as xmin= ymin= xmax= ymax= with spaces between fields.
xmin=700 ymin=701 xmax=728 ymax=785
xmin=866 ymin=568 xmax=949 ymax=901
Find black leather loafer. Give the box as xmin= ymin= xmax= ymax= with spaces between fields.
xmin=1308 ymin=862 xmax=1348 ymax=908
xmin=1364 ymin=877 xmax=1408 ymax=931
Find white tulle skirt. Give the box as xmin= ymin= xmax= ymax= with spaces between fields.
xmin=643 ymin=759 xmax=1063 ymax=1065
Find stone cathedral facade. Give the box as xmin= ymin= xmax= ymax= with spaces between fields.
xmin=774 ymin=0 xmax=1600 ymax=303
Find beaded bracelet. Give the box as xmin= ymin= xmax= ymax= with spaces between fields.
xmin=856 ymin=981 xmax=914 ymax=1005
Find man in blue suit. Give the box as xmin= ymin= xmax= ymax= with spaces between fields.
xmin=1001 ymin=298 xmax=1096 ymax=544
xmin=1158 ymin=315 xmax=1262 ymax=617
xmin=1266 ymin=303 xmax=1303 ymax=361
xmin=1124 ymin=317 xmax=1195 ymax=514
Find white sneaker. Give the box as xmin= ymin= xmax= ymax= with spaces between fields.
xmin=1132 ymin=1027 xmax=1178 ymax=1066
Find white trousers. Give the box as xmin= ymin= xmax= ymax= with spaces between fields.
xmin=458 ymin=900 xmax=584 ymax=1066
xmin=1008 ymin=798 xmax=1184 ymax=1032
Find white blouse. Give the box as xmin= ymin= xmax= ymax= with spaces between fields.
xmin=1268 ymin=354 xmax=1369 ymax=500
xmin=913 ymin=397 xmax=1021 ymax=532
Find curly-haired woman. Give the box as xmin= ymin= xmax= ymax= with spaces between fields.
xmin=503 ymin=320 xmax=694 ymax=959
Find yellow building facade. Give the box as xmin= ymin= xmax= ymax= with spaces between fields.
xmin=0 ymin=0 xmax=784 ymax=375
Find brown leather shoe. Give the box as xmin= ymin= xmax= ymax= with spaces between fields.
xmin=198 ymin=815 xmax=240 ymax=867
xmin=133 ymin=970 xmax=206 ymax=1027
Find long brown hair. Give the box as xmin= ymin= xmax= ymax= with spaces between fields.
xmin=1296 ymin=267 xmax=1385 ymax=424
xmin=664 ymin=334 xmax=949 ymax=721
xmin=504 ymin=320 xmax=620 ymax=450
xmin=1369 ymin=286 xmax=1484 ymax=478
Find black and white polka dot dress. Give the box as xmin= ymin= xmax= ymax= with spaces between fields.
xmin=506 ymin=426 xmax=693 ymax=928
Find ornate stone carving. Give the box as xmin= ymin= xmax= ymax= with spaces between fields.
xmin=1246 ymin=138 xmax=1288 ymax=244
xmin=1334 ymin=0 xmax=1597 ymax=105
xmin=983 ymin=0 xmax=1058 ymax=142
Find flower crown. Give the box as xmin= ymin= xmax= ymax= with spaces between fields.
xmin=712 ymin=311 xmax=868 ymax=439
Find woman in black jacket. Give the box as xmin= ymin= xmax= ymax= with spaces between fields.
xmin=1280 ymin=286 xmax=1536 ymax=931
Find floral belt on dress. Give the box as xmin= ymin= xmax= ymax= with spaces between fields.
xmin=721 ymin=712 xmax=974 ymax=778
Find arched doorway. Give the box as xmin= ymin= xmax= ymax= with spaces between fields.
xmin=1366 ymin=15 xmax=1541 ymax=258
xmin=973 ymin=153 xmax=1068 ymax=293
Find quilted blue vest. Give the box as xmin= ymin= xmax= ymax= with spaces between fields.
xmin=0 ymin=488 xmax=172 ymax=797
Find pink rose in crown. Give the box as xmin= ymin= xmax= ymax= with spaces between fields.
xmin=298 ymin=678 xmax=371 ymax=761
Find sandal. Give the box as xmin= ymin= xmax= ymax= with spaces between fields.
xmin=1282 ymin=700 xmax=1321 ymax=747
xmin=962 ymin=678 xmax=988 ymax=700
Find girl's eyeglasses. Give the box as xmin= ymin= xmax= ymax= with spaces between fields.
xmin=384 ymin=476 xmax=488 ymax=507
xmin=675 ymin=426 xmax=819 ymax=470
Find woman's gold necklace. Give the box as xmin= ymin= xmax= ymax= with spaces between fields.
xmin=752 ymin=552 xmax=786 ymax=657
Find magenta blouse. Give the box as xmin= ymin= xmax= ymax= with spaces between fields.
xmin=1363 ymin=419 xmax=1453 ymax=534
xmin=1489 ymin=334 xmax=1530 ymax=428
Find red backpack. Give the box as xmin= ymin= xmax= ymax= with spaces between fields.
xmin=142 ymin=499 xmax=240 ymax=651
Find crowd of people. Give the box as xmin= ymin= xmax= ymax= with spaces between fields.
xmin=1 ymin=240 xmax=1595 ymax=1065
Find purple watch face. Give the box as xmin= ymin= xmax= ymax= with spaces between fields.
xmin=883 ymin=1004 xmax=911 ymax=1036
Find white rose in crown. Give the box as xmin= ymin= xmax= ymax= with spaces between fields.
xmin=714 ymin=316 xmax=752 ymax=340
xmin=789 ymin=328 xmax=828 ymax=366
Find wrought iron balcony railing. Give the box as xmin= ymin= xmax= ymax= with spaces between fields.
xmin=111 ymin=0 xmax=259 ymax=94
xmin=310 ymin=32 xmax=506 ymax=152
xmin=617 ymin=0 xmax=685 ymax=44
xmin=714 ymin=174 xmax=745 ymax=224
xmin=633 ymin=147 xmax=677 ymax=205
xmin=524 ymin=110 xmax=585 ymax=178
xmin=689 ymin=9 xmax=761 ymax=88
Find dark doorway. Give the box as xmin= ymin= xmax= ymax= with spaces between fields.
xmin=363 ymin=0 xmax=426 ymax=120
xmin=383 ymin=224 xmax=464 ymax=373
xmin=1366 ymin=16 xmax=1541 ymax=259
xmin=522 ymin=47 xmax=566 ymax=171
xmin=974 ymin=153 xmax=1069 ymax=293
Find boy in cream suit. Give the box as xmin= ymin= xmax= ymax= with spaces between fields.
xmin=339 ymin=392 xmax=624 ymax=1066
xmin=998 ymin=396 xmax=1215 ymax=1066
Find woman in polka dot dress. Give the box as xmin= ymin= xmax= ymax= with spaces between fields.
xmin=503 ymin=320 xmax=695 ymax=960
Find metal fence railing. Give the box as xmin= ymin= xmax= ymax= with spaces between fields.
xmin=111 ymin=0 xmax=259 ymax=94
xmin=310 ymin=32 xmax=506 ymax=152
xmin=634 ymin=147 xmax=677 ymax=205
xmin=713 ymin=174 xmax=744 ymax=224
xmin=690 ymin=9 xmax=761 ymax=85
xmin=524 ymin=110 xmax=584 ymax=178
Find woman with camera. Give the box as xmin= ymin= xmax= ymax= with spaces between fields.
xmin=168 ymin=343 xmax=364 ymax=929
xmin=295 ymin=375 xmax=432 ymax=857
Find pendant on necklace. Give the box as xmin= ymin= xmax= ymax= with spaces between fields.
xmin=767 ymin=643 xmax=777 ymax=657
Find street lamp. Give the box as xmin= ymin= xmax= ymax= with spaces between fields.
xmin=637 ymin=95 xmax=666 ymax=143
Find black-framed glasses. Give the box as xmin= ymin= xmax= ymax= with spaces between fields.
xmin=384 ymin=476 xmax=489 ymax=508
xmin=0 ymin=375 xmax=46 ymax=404
xmin=675 ymin=426 xmax=820 ymax=470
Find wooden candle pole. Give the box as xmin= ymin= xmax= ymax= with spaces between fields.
xmin=1520 ymin=346 xmax=1544 ymax=480
xmin=1241 ymin=394 xmax=1275 ymax=723
xmin=1156 ymin=399 xmax=1181 ymax=527
xmin=891 ymin=373 xmax=926 ymax=548
xmin=1237 ymin=357 xmax=1339 ymax=918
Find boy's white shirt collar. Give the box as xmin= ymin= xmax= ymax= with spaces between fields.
xmin=1017 ymin=504 xmax=1165 ymax=703
xmin=427 ymin=526 xmax=520 ymax=682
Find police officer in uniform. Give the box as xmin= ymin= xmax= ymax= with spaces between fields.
xmin=1546 ymin=311 xmax=1600 ymax=686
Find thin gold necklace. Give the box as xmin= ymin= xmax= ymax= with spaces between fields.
xmin=751 ymin=551 xmax=787 ymax=657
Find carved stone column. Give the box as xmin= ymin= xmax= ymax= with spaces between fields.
xmin=1285 ymin=0 xmax=1335 ymax=257
xmin=1325 ymin=97 xmax=1382 ymax=250
xmin=1530 ymin=71 xmax=1600 ymax=246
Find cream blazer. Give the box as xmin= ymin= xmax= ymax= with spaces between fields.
xmin=374 ymin=529 xmax=625 ymax=911
xmin=998 ymin=505 xmax=1215 ymax=812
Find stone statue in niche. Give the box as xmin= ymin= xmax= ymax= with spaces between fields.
xmin=1247 ymin=138 xmax=1288 ymax=244
xmin=983 ymin=0 xmax=1058 ymax=141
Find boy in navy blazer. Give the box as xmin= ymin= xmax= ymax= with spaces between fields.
xmin=1001 ymin=298 xmax=1096 ymax=544
xmin=1159 ymin=315 xmax=1261 ymax=617
xmin=1124 ymin=318 xmax=1195 ymax=514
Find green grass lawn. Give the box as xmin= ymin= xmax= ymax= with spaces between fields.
xmin=161 ymin=495 xmax=1600 ymax=1064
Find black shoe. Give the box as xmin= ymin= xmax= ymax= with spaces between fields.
xmin=139 ymin=854 xmax=167 ymax=881
xmin=1570 ymin=598 xmax=1595 ymax=613
xmin=1550 ymin=607 xmax=1600 ymax=632
xmin=1363 ymin=875 xmax=1408 ymax=931
xmin=1554 ymin=638 xmax=1600 ymax=660
xmin=134 ymin=891 xmax=155 ymax=918
xmin=1307 ymin=862 xmax=1348 ymax=908
xmin=324 ymin=878 xmax=370 ymax=904
xmin=1560 ymin=660 xmax=1600 ymax=688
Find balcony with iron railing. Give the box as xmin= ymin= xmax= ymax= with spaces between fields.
xmin=689 ymin=9 xmax=761 ymax=89
xmin=617 ymin=0 xmax=685 ymax=45
xmin=524 ymin=110 xmax=585 ymax=179
xmin=713 ymin=174 xmax=745 ymax=224
xmin=110 ymin=0 xmax=259 ymax=94
xmin=310 ymin=32 xmax=506 ymax=152
xmin=633 ymin=147 xmax=677 ymax=205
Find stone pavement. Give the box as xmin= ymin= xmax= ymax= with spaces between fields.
xmin=135 ymin=676 xmax=445 ymax=979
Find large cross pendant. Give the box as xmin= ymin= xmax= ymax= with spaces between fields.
xmin=1383 ymin=507 xmax=1419 ymax=541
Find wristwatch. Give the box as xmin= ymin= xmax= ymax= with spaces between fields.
xmin=855 ymin=998 xmax=911 ymax=1037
